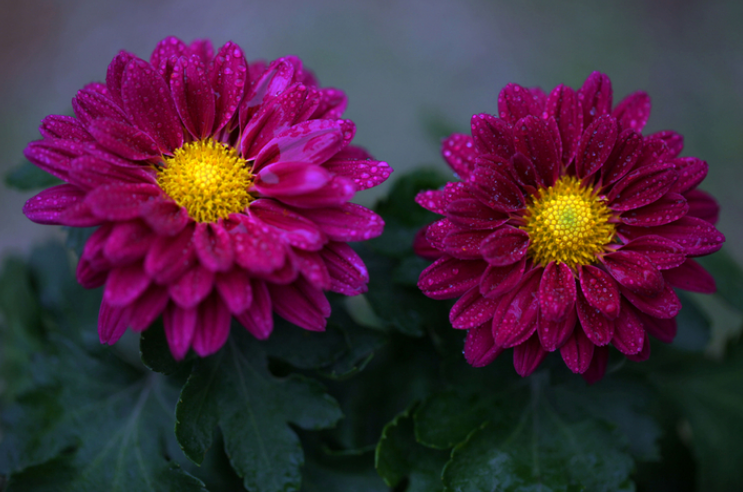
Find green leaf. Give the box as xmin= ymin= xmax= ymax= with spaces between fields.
xmin=0 ymin=337 xmax=207 ymax=491
xmin=263 ymin=317 xmax=347 ymax=370
xmin=5 ymin=160 xmax=62 ymax=191
xmin=650 ymin=341 xmax=743 ymax=492
xmin=359 ymin=245 xmax=450 ymax=337
xmin=441 ymin=377 xmax=635 ymax=492
xmin=320 ymin=312 xmax=386 ymax=380
xmin=175 ymin=328 xmax=343 ymax=492
xmin=696 ymin=248 xmax=743 ymax=312
xmin=375 ymin=404 xmax=448 ymax=491
xmin=140 ymin=320 xmax=190 ymax=375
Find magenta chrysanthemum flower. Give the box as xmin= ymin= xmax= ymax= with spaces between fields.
xmin=22 ymin=37 xmax=391 ymax=358
xmin=415 ymin=72 xmax=724 ymax=382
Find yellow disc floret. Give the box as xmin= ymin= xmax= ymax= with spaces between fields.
xmin=157 ymin=138 xmax=253 ymax=223
xmin=522 ymin=176 xmax=615 ymax=269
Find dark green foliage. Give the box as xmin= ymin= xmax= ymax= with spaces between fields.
xmin=5 ymin=161 xmax=62 ymax=191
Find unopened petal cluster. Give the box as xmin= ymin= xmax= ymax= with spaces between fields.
xmin=23 ymin=37 xmax=391 ymax=358
xmin=416 ymin=72 xmax=724 ymax=382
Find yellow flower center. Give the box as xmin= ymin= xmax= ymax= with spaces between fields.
xmin=157 ymin=138 xmax=254 ymax=223
xmin=522 ymin=176 xmax=615 ymax=269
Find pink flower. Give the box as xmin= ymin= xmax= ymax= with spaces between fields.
xmin=23 ymin=37 xmax=391 ymax=359
xmin=416 ymin=72 xmax=724 ymax=382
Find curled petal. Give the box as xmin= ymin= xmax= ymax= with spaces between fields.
xmin=255 ymin=161 xmax=330 ymax=196
xmin=140 ymin=199 xmax=189 ymax=236
xmin=513 ymin=115 xmax=560 ymax=186
xmin=582 ymin=346 xmax=609 ymax=384
xmin=235 ymin=279 xmax=273 ymax=339
xmin=215 ymin=268 xmax=253 ymax=314
xmin=39 ymin=115 xmax=92 ymax=142
xmin=620 ymin=235 xmax=686 ymax=270
xmin=601 ymin=129 xmax=642 ymax=186
xmin=479 ymin=257 xmax=526 ymax=299
xmin=209 ymin=41 xmax=249 ymax=132
xmin=608 ymin=162 xmax=678 ymax=211
xmin=498 ymin=83 xmax=539 ymax=124
xmin=249 ymin=199 xmax=325 ymax=250
xmin=300 ymin=203 xmax=384 ymax=242
xmin=464 ymin=322 xmax=503 ymax=367
xmin=414 ymin=225 xmax=443 ymax=260
xmin=513 ymin=334 xmax=548 ymax=377
xmin=170 ymin=54 xmax=216 ymax=139
xmin=492 ymin=269 xmax=541 ymax=348
xmin=612 ymin=91 xmax=651 ymax=133
xmin=649 ymin=130 xmax=684 ymax=158
xmin=168 ymin=264 xmax=215 ymax=309
xmin=471 ymin=114 xmax=514 ymax=160
xmin=192 ymin=293 xmax=232 ymax=357
xmin=663 ymin=258 xmax=716 ymax=294
xmin=323 ymin=157 xmax=392 ymax=192
xmin=144 ymin=223 xmax=197 ymax=284
xmin=87 ymin=118 xmax=160 ymax=161
xmin=560 ymin=324 xmax=594 ymax=374
xmin=104 ymin=219 xmax=155 ymax=266
xmin=611 ymin=299 xmax=645 ymax=355
xmin=150 ymin=36 xmax=189 ymax=75
xmin=86 ymin=183 xmax=161 ymax=221
xmin=469 ymin=165 xmax=525 ymax=212
xmin=672 ymin=157 xmax=708 ymax=194
xmin=320 ymin=242 xmax=369 ymax=295
xmin=538 ymin=308 xmax=576 ymax=352
xmin=450 ymin=286 xmax=498 ymax=330
xmin=575 ymin=115 xmax=617 ymax=179
xmin=127 ymin=285 xmax=169 ymax=332
xmin=194 ymin=222 xmax=234 ymax=272
xmin=546 ymin=84 xmax=583 ymax=164
xmin=104 ymin=262 xmax=151 ymax=307
xmin=600 ymin=250 xmax=664 ymax=297
xmin=538 ymin=262 xmax=576 ymax=322
xmin=576 ymin=288 xmax=614 ymax=346
xmin=23 ymin=184 xmax=87 ymax=225
xmin=269 ymin=278 xmax=329 ymax=331
xmin=626 ymin=332 xmax=651 ymax=362
xmin=578 ymin=265 xmax=620 ymax=320
xmin=73 ymin=89 xmax=128 ymax=126
xmin=418 ymin=256 xmax=485 ymax=300
xmin=621 ymin=283 xmax=681 ymax=319
xmin=619 ymin=193 xmax=688 ymax=227
xmin=98 ymin=300 xmax=129 ymax=345
xmin=163 ymin=302 xmax=197 ymax=360
xmin=578 ymin=72 xmax=613 ymax=126
xmin=105 ymin=50 xmax=137 ymax=109
xmin=480 ymin=226 xmax=529 ymax=266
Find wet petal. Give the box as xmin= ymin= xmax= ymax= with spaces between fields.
xmin=620 ymin=235 xmax=686 ymax=270
xmin=617 ymin=216 xmax=724 ymax=256
xmin=418 ymin=256 xmax=484 ymax=300
xmin=560 ymin=324 xmax=594 ymax=374
xmin=513 ymin=115 xmax=560 ymax=186
xmin=215 ymin=268 xmax=253 ymax=314
xmin=538 ymin=308 xmax=576 ymax=352
xmin=621 ymin=283 xmax=681 ymax=319
xmin=612 ymin=91 xmax=651 ymax=133
xmin=608 ymin=162 xmax=678 ymax=211
xmin=464 ymin=322 xmax=503 ymax=367
xmin=578 ymin=265 xmax=621 ymax=320
xmin=170 ymin=54 xmax=216 ymax=139
xmin=513 ymin=334 xmax=548 ymax=377
xmin=685 ymin=189 xmax=719 ymax=225
xmin=479 ymin=257 xmax=526 ymax=299
xmin=576 ymin=288 xmax=614 ymax=346
xmin=269 ymin=278 xmax=329 ymax=332
xmin=578 ymin=72 xmax=613 ymax=127
xmin=619 ymin=193 xmax=688 ymax=227
xmin=235 ymin=279 xmax=273 ymax=339
xmin=479 ymin=226 xmax=529 ymax=266
xmin=163 ymin=302 xmax=197 ymax=360
xmin=471 ymin=114 xmax=514 ymax=160
xmin=538 ymin=261 xmax=576 ymax=322
xmin=498 ymin=83 xmax=539 ymax=124
xmin=600 ymin=250 xmax=664 ymax=297
xmin=611 ymin=299 xmax=645 ymax=355
xmin=546 ymin=84 xmax=583 ymax=164
xmin=104 ymin=262 xmax=150 ymax=307
xmin=192 ymin=293 xmax=232 ymax=357
xmin=575 ymin=115 xmax=617 ymax=179
xmin=168 ymin=264 xmax=215 ymax=309
xmin=209 ymin=41 xmax=248 ymax=132
xmin=450 ymin=286 xmax=498 ymax=329
xmin=663 ymin=258 xmax=715 ymax=294
xmin=601 ymin=129 xmax=642 ymax=186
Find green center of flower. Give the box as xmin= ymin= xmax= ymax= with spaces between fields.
xmin=157 ymin=138 xmax=253 ymax=223
xmin=522 ymin=176 xmax=615 ymax=269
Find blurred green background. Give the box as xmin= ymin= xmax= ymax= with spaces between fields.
xmin=1 ymin=0 xmax=742 ymax=261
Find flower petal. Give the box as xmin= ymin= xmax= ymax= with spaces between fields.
xmin=600 ymin=129 xmax=642 ymax=186
xmin=617 ymin=216 xmax=724 ymax=256
xmin=86 ymin=183 xmax=161 ymax=221
xmin=249 ymin=199 xmax=325 ymax=250
xmin=209 ymin=41 xmax=248 ymax=132
xmin=649 ymin=130 xmax=684 ymax=158
xmin=538 ymin=308 xmax=576 ymax=352
xmin=104 ymin=219 xmax=155 ymax=266
xmin=663 ymin=258 xmax=715 ymax=294
xmin=443 ymin=228 xmax=491 ymax=260
xmin=192 ymin=293 xmax=232 ymax=357
xmin=479 ymin=226 xmax=529 ymax=266
xmin=144 ymin=223 xmax=197 ymax=284
xmin=321 ymin=242 xmax=369 ymax=295
xmin=441 ymin=133 xmax=479 ymax=179
xmin=269 ymin=278 xmax=329 ymax=331
xmin=323 ymin=156 xmax=392 ymax=191
xmin=418 ymin=256 xmax=485 ymax=300
xmin=121 ymin=58 xmax=183 ymax=153
xmin=576 ymin=288 xmax=614 ymax=346
xmin=140 ymin=198 xmax=190 ymax=236
xmin=611 ymin=299 xmax=645 ymax=355
xmin=492 ymin=269 xmax=541 ymax=348
xmin=612 ymin=91 xmax=651 ymax=133
xmin=685 ymin=189 xmax=719 ymax=225
xmin=620 ymin=283 xmax=681 ymax=319
xmin=171 ymin=54 xmax=216 ymax=139
xmin=215 ymin=268 xmax=253 ymax=314
xmin=608 ymin=162 xmax=678 ymax=211
xmin=255 ymin=161 xmax=330 ymax=196
xmin=546 ymin=84 xmax=583 ymax=164
xmin=513 ymin=334 xmax=548 ymax=377
xmin=150 ymin=36 xmax=189 ymax=76
xmin=163 ymin=302 xmax=197 ymax=360
xmin=637 ymin=310 xmax=676 ymax=343
xmin=498 ymin=83 xmax=539 ymax=124
xmin=193 ymin=222 xmax=234 ymax=272
xmin=103 ymin=262 xmax=151 ymax=307
xmin=469 ymin=165 xmax=525 ymax=212
xmin=72 ymin=88 xmax=128 ymax=126
xmin=538 ymin=262 xmax=576 ymax=322
xmin=87 ymin=117 xmax=161 ymax=161
xmin=578 ymin=72 xmax=613 ymax=127
xmin=671 ymin=157 xmax=708 ymax=194
xmin=168 ymin=264 xmax=215 ymax=309
xmin=479 ymin=257 xmax=526 ymax=299
xmin=600 ymin=250 xmax=664 ymax=297
xmin=464 ymin=322 xmax=503 ymax=367
xmin=106 ymin=50 xmax=137 ymax=110
xmin=450 ymin=286 xmax=498 ymax=329
xmin=300 ymin=203 xmax=384 ymax=242
xmin=68 ymin=155 xmax=156 ymax=190
xmin=620 ymin=235 xmax=686 ymax=270
xmin=513 ymin=115 xmax=560 ymax=186
xmin=231 ymin=215 xmax=287 ymax=273
xmin=471 ymin=114 xmax=514 ymax=160
xmin=619 ymin=192 xmax=688 ymax=227
xmin=39 ymin=115 xmax=92 ymax=142
xmin=98 ymin=300 xmax=129 ymax=345
xmin=582 ymin=346 xmax=609 ymax=384
xmin=127 ymin=285 xmax=169 ymax=332
xmin=578 ymin=265 xmax=621 ymax=319
xmin=235 ymin=279 xmax=273 ymax=339
xmin=23 ymin=184 xmax=86 ymax=225
xmin=560 ymin=324 xmax=594 ymax=374
xmin=446 ymin=198 xmax=509 ymax=230
xmin=575 ymin=115 xmax=618 ymax=179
